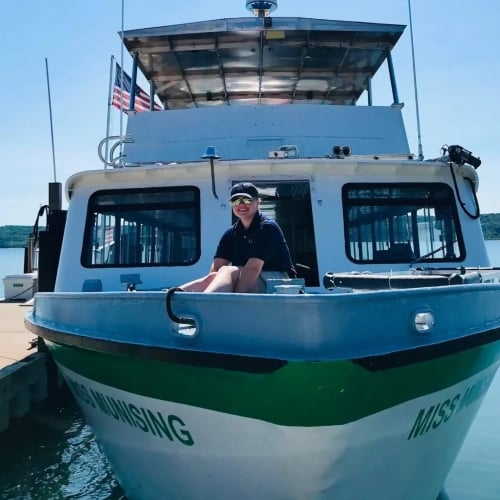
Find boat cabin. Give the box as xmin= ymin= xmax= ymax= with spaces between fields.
xmin=53 ymin=14 xmax=489 ymax=293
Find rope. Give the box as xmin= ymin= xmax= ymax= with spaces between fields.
xmin=2 ymin=283 xmax=36 ymax=302
xmin=448 ymin=163 xmax=480 ymax=219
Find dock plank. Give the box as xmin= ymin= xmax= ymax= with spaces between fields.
xmin=0 ymin=302 xmax=36 ymax=370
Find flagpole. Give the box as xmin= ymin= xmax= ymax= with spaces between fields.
xmin=104 ymin=55 xmax=115 ymax=169
xmin=119 ymin=0 xmax=125 ymax=140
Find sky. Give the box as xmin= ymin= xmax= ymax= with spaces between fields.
xmin=1 ymin=0 xmax=499 ymax=225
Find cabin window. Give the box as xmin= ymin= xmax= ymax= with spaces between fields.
xmin=82 ymin=187 xmax=200 ymax=267
xmin=235 ymin=181 xmax=319 ymax=286
xmin=343 ymin=183 xmax=465 ymax=264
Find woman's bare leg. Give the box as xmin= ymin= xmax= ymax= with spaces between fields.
xmin=204 ymin=266 xmax=240 ymax=293
xmin=180 ymin=272 xmax=218 ymax=292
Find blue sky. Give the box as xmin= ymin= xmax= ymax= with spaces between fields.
xmin=1 ymin=0 xmax=498 ymax=225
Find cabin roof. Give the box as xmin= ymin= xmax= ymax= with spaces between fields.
xmin=122 ymin=16 xmax=405 ymax=110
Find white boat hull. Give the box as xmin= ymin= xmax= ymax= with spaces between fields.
xmin=59 ymin=361 xmax=498 ymax=500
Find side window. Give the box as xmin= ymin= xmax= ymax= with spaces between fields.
xmin=235 ymin=181 xmax=319 ymax=286
xmin=82 ymin=187 xmax=200 ymax=267
xmin=343 ymin=183 xmax=464 ymax=264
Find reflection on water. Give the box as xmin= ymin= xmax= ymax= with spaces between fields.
xmin=0 ymin=387 xmax=124 ymax=499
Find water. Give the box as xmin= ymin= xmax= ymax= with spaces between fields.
xmin=0 ymin=387 xmax=124 ymax=499
xmin=1 ymin=245 xmax=500 ymax=499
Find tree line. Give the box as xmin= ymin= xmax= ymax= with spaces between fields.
xmin=0 ymin=225 xmax=35 ymax=248
xmin=2 ymin=215 xmax=500 ymax=247
xmin=479 ymin=214 xmax=500 ymax=240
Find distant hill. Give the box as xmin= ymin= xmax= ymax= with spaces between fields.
xmin=0 ymin=225 xmax=34 ymax=248
xmin=2 ymin=214 xmax=500 ymax=248
xmin=479 ymin=213 xmax=500 ymax=240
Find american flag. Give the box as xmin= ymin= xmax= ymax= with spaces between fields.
xmin=112 ymin=62 xmax=162 ymax=112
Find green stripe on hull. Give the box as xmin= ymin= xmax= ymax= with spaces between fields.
xmin=49 ymin=340 xmax=500 ymax=426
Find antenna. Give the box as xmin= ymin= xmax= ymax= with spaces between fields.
xmin=408 ymin=0 xmax=424 ymax=160
xmin=45 ymin=58 xmax=57 ymax=182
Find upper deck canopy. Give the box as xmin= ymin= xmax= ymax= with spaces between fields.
xmin=122 ymin=16 xmax=405 ymax=110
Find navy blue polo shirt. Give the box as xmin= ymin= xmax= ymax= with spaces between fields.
xmin=215 ymin=212 xmax=295 ymax=276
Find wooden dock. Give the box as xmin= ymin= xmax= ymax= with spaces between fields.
xmin=0 ymin=301 xmax=49 ymax=433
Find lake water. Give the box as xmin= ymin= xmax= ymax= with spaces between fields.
xmin=1 ymin=244 xmax=500 ymax=499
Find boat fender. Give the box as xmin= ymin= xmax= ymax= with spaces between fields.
xmin=165 ymin=288 xmax=196 ymax=326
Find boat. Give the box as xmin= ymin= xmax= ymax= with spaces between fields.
xmin=25 ymin=2 xmax=500 ymax=498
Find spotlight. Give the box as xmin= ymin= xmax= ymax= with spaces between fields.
xmin=447 ymin=145 xmax=481 ymax=169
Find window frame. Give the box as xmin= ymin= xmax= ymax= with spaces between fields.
xmin=342 ymin=182 xmax=465 ymax=264
xmin=81 ymin=186 xmax=201 ymax=268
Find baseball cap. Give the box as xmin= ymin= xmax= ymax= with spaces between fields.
xmin=229 ymin=182 xmax=259 ymax=201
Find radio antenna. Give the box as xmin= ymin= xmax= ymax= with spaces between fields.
xmin=45 ymin=58 xmax=58 ymax=181
xmin=408 ymin=0 xmax=424 ymax=160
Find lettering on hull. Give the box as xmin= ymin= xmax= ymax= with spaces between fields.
xmin=66 ymin=376 xmax=194 ymax=446
xmin=407 ymin=374 xmax=494 ymax=440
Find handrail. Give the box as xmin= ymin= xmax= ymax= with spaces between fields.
xmin=165 ymin=288 xmax=196 ymax=326
xmin=97 ymin=135 xmax=134 ymax=168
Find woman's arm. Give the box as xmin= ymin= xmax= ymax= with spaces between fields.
xmin=234 ymin=257 xmax=264 ymax=292
xmin=210 ymin=257 xmax=230 ymax=272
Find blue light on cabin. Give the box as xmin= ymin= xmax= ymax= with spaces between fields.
xmin=202 ymin=146 xmax=221 ymax=159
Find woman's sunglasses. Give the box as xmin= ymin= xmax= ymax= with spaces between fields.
xmin=231 ymin=197 xmax=255 ymax=206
